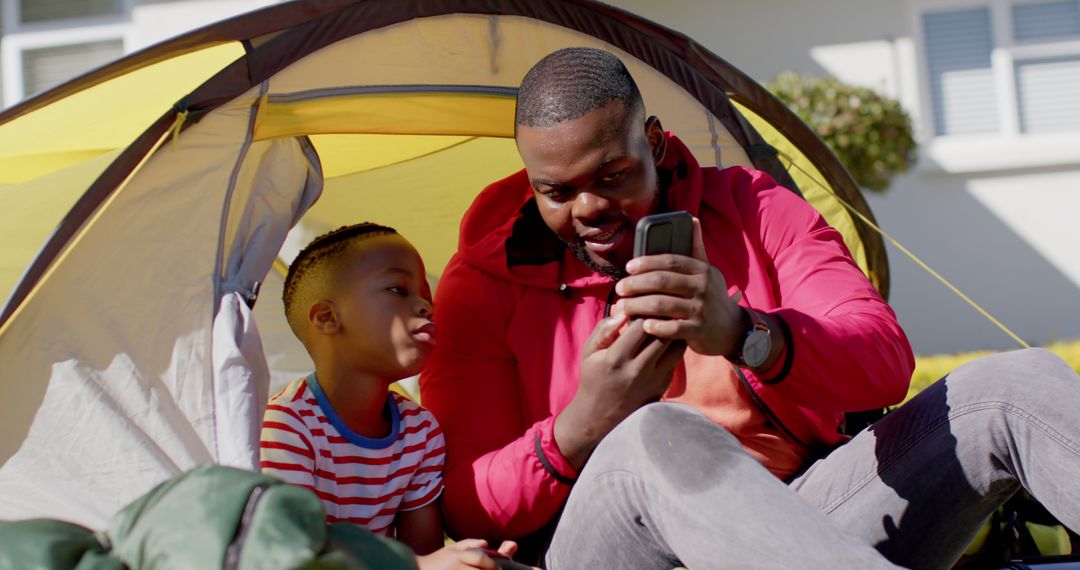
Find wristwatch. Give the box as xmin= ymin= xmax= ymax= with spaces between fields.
xmin=730 ymin=308 xmax=772 ymax=369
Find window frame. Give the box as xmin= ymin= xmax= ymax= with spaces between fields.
xmin=912 ymin=0 xmax=1080 ymax=172
xmin=0 ymin=0 xmax=133 ymax=106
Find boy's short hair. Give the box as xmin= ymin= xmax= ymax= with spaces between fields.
xmin=282 ymin=222 xmax=398 ymax=345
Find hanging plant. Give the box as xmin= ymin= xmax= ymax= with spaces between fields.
xmin=767 ymin=72 xmax=917 ymax=194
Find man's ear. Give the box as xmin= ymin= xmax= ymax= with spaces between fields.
xmin=645 ymin=115 xmax=667 ymax=163
xmin=309 ymin=300 xmax=341 ymax=334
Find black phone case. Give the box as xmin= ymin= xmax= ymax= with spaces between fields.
xmin=633 ymin=211 xmax=693 ymax=257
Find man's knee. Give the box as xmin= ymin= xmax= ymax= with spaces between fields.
xmin=586 ymin=403 xmax=748 ymax=490
xmin=600 ymin=402 xmax=738 ymax=449
xmin=947 ymin=348 xmax=1077 ymax=401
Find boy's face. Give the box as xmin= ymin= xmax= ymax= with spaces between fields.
xmin=330 ymin=234 xmax=435 ymax=380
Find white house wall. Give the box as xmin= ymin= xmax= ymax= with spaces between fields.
xmin=608 ymin=0 xmax=1080 ymax=353
xmin=130 ymin=0 xmax=276 ymax=49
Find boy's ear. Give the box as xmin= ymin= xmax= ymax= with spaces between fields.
xmin=309 ymin=300 xmax=341 ymax=334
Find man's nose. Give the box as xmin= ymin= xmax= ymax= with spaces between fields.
xmin=573 ymin=190 xmax=614 ymax=224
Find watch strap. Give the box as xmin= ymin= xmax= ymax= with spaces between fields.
xmin=759 ymin=313 xmax=794 ymax=384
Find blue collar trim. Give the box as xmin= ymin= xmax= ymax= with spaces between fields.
xmin=305 ymin=372 xmax=399 ymax=449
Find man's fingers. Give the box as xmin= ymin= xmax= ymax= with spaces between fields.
xmin=616 ymin=270 xmax=700 ymax=298
xmin=632 ymin=332 xmax=675 ymax=366
xmin=624 ymin=252 xmax=703 ymax=276
xmin=640 ymin=317 xmax=694 ymax=340
xmin=461 ymin=550 xmax=498 ymax=570
xmin=496 ymin=541 xmax=518 ymax=556
xmin=450 ymin=539 xmax=489 ymax=551
xmin=603 ymin=318 xmax=653 ymax=357
xmin=615 ymin=295 xmax=695 ymax=321
xmin=656 ymin=338 xmax=688 ymax=371
xmin=690 ymin=216 xmax=708 ymax=262
xmin=582 ymin=313 xmax=628 ymax=354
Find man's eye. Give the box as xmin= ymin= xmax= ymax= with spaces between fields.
xmin=600 ymin=170 xmax=626 ymax=184
xmin=388 ymin=286 xmax=408 ymax=296
xmin=541 ymin=187 xmax=574 ymax=202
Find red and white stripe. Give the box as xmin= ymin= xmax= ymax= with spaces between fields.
xmin=260 ymin=379 xmax=445 ymax=535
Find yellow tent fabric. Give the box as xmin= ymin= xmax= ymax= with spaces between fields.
xmin=0 ymin=44 xmax=244 ymax=301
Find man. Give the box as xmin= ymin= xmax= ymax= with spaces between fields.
xmin=420 ymin=47 xmax=1080 ymax=569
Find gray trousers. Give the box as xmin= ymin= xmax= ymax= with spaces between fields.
xmin=545 ymin=348 xmax=1080 ymax=570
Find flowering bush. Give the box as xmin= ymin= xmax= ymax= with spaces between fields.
xmin=767 ymin=72 xmax=917 ymax=194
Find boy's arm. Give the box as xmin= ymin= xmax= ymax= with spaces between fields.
xmin=396 ymin=406 xmax=447 ymax=554
xmin=394 ymin=502 xmax=446 ymax=555
xmin=259 ymin=403 xmax=317 ymax=490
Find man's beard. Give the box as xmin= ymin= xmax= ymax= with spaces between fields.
xmin=562 ymin=174 xmax=670 ymax=281
xmin=566 ymin=240 xmax=629 ymax=280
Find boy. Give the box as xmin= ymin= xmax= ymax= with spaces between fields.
xmin=260 ymin=223 xmax=517 ymax=569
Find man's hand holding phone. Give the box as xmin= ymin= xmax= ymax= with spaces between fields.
xmin=613 ymin=212 xmax=746 ymax=358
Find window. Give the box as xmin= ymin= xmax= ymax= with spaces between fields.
xmin=19 ymin=0 xmax=122 ymax=24
xmin=921 ymin=0 xmax=1080 ymax=137
xmin=20 ymin=39 xmax=123 ymax=97
xmin=0 ymin=0 xmax=131 ymax=106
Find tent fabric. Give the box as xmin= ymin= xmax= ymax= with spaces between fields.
xmin=0 ymin=87 xmax=322 ymax=525
xmin=0 ymin=45 xmax=245 ymax=185
xmin=0 ymin=0 xmax=888 ymax=527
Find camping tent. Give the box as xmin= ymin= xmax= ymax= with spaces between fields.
xmin=0 ymin=0 xmax=888 ymax=527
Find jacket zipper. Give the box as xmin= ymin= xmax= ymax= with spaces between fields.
xmin=733 ymin=365 xmax=814 ymax=451
xmin=602 ymin=280 xmax=619 ymax=317
xmin=224 ymin=482 xmax=273 ymax=569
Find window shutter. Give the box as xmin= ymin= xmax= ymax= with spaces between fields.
xmin=19 ymin=0 xmax=122 ymax=24
xmin=20 ymin=40 xmax=124 ymax=98
xmin=1013 ymin=0 xmax=1080 ymax=41
xmin=1015 ymin=55 xmax=1080 ymax=132
xmin=924 ymin=7 xmax=1001 ymax=135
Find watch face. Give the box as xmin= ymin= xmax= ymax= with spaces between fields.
xmin=743 ymin=329 xmax=772 ymax=368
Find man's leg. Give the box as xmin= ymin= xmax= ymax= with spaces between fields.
xmin=545 ymin=402 xmax=899 ymax=569
xmin=791 ymin=348 xmax=1080 ymax=570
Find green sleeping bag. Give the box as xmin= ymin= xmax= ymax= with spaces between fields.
xmin=0 ymin=465 xmax=417 ymax=570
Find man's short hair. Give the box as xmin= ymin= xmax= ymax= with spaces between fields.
xmin=282 ymin=222 xmax=398 ymax=344
xmin=515 ymin=47 xmax=643 ymax=131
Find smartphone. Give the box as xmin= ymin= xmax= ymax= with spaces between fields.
xmin=473 ymin=549 xmax=535 ymax=570
xmin=633 ymin=210 xmax=693 ymax=258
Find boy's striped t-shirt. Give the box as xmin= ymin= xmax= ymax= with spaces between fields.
xmin=259 ymin=374 xmax=445 ymax=535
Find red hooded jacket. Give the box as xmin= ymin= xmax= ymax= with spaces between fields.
xmin=420 ymin=133 xmax=914 ymax=540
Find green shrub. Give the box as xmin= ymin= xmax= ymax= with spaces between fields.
xmin=766 ymin=72 xmax=917 ymax=193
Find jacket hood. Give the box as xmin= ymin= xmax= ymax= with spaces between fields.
xmin=456 ymin=132 xmax=706 ymax=290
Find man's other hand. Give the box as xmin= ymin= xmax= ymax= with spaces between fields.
xmin=555 ymin=315 xmax=685 ymax=471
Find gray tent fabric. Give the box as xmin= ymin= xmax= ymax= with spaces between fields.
xmin=0 ymin=91 xmax=324 ymax=525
